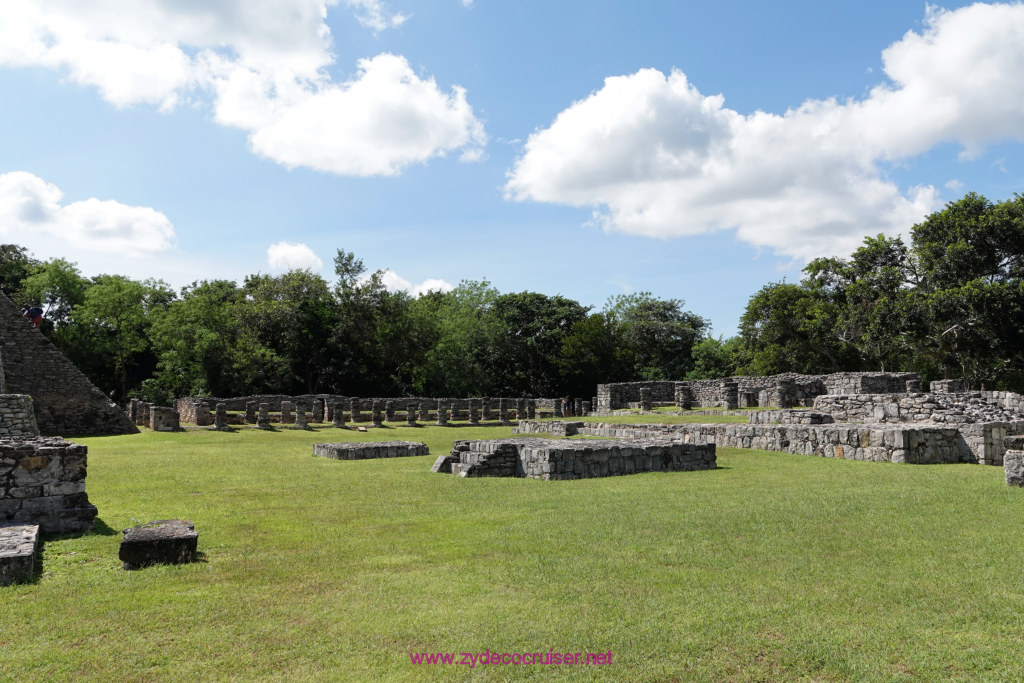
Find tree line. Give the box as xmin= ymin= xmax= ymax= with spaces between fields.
xmin=1 ymin=192 xmax=1022 ymax=403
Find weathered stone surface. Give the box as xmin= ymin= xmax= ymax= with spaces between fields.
xmin=384 ymin=400 xmax=395 ymax=422
xmin=331 ymin=402 xmax=346 ymax=428
xmin=0 ymin=524 xmax=39 ymax=586
xmin=1005 ymin=450 xmax=1024 ymax=487
xmin=0 ymin=395 xmax=39 ymax=437
xmin=293 ymin=403 xmax=309 ymax=430
xmin=280 ymin=401 xmax=295 ymax=425
xmin=372 ymin=400 xmax=384 ymax=427
xmin=151 ymin=407 xmax=180 ymax=432
xmin=313 ymin=441 xmax=429 ymax=461
xmin=442 ymin=437 xmax=716 ymax=480
xmin=0 ymin=437 xmax=96 ymax=533
xmin=435 ymin=400 xmax=448 ymax=426
xmin=430 ymin=454 xmax=456 ymax=473
xmin=405 ymin=403 xmax=417 ymax=427
xmin=256 ymin=403 xmax=271 ymax=430
xmin=311 ymin=399 xmax=324 ymax=424
xmin=120 ymin=520 xmax=198 ymax=570
xmin=245 ymin=401 xmax=257 ymax=424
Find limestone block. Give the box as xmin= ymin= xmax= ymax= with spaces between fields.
xmin=0 ymin=524 xmax=39 ymax=586
xmin=119 ymin=519 xmax=198 ymax=570
xmin=1005 ymin=450 xmax=1024 ymax=487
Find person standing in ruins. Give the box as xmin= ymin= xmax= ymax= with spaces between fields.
xmin=22 ymin=305 xmax=43 ymax=328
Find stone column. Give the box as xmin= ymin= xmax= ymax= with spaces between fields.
xmin=675 ymin=383 xmax=693 ymax=411
xmin=574 ymin=398 xmax=583 ymax=416
xmin=554 ymin=399 xmax=563 ymax=418
xmin=469 ymin=399 xmax=480 ymax=425
xmin=245 ymin=401 xmax=257 ymax=424
xmin=325 ymin=400 xmax=334 ymax=422
xmin=280 ymin=400 xmax=294 ymax=424
xmin=592 ymin=396 xmax=598 ymax=414
xmin=371 ymin=400 xmax=384 ymax=427
xmin=481 ymin=397 xmax=491 ymax=421
xmin=639 ymin=388 xmax=652 ymax=412
xmin=528 ymin=400 xmax=536 ymax=419
xmin=419 ymin=401 xmax=430 ymax=422
xmin=930 ymin=379 xmax=964 ymax=393
xmin=516 ymin=398 xmax=528 ymax=421
xmin=498 ymin=398 xmax=510 ymax=425
xmin=332 ymin=402 xmax=346 ymax=428
xmin=144 ymin=403 xmax=155 ymax=428
xmin=128 ymin=398 xmax=139 ymax=424
xmin=311 ymin=399 xmax=324 ymax=423
xmin=582 ymin=400 xmax=591 ymax=416
xmin=406 ymin=402 xmax=418 ymax=427
xmin=194 ymin=401 xmax=211 ymax=427
xmin=350 ymin=398 xmax=362 ymax=423
xmin=385 ymin=400 xmax=395 ymax=422
xmin=435 ymin=400 xmax=448 ymax=426
xmin=776 ymin=379 xmax=797 ymax=409
xmin=295 ymin=403 xmax=308 ymax=429
xmin=215 ymin=403 xmax=228 ymax=430
xmin=906 ymin=379 xmax=922 ymax=393
xmin=257 ymin=403 xmax=271 ymax=430
xmin=721 ymin=381 xmax=739 ymax=410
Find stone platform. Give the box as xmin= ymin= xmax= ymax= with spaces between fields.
xmin=0 ymin=437 xmax=97 ymax=534
xmin=435 ymin=437 xmax=716 ymax=480
xmin=120 ymin=520 xmax=198 ymax=570
xmin=0 ymin=524 xmax=40 ymax=586
xmin=313 ymin=441 xmax=429 ymax=461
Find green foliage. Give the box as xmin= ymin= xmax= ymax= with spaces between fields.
xmin=0 ymin=243 xmax=39 ymax=296
xmin=604 ymin=292 xmax=708 ymax=380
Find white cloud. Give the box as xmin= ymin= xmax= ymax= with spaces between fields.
xmin=0 ymin=1 xmax=485 ymax=176
xmin=267 ymin=241 xmax=324 ymax=271
xmin=377 ymin=269 xmax=454 ymax=297
xmin=342 ymin=0 xmax=408 ymax=32
xmin=0 ymin=171 xmax=176 ymax=259
xmin=461 ymin=0 xmax=475 ymax=7
xmin=506 ymin=3 xmax=1024 ymax=260
xmin=945 ymin=179 xmax=965 ymax=191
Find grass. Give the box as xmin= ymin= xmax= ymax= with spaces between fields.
xmin=3 ymin=422 xmax=1024 ymax=681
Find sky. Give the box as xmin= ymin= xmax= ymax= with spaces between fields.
xmin=1 ymin=1 xmax=1023 ymax=336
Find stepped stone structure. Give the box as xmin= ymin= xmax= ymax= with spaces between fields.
xmin=0 ymin=290 xmax=137 ymax=436
xmin=524 ymin=380 xmax=1024 ymax=468
xmin=435 ymin=437 xmax=716 ymax=480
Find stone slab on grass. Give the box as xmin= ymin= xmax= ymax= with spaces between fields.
xmin=1006 ymin=450 xmax=1024 ymax=487
xmin=313 ymin=441 xmax=429 ymax=461
xmin=0 ymin=524 xmax=39 ymax=586
xmin=120 ymin=519 xmax=198 ymax=570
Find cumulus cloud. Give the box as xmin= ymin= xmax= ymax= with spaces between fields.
xmin=0 ymin=1 xmax=485 ymax=175
xmin=267 ymin=241 xmax=324 ymax=271
xmin=0 ymin=171 xmax=176 ymax=259
xmin=378 ymin=269 xmax=454 ymax=297
xmin=342 ymin=0 xmax=408 ymax=32
xmin=506 ymin=3 xmax=1024 ymax=260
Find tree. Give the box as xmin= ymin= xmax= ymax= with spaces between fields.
xmin=0 ymin=244 xmax=39 ymax=296
xmin=558 ymin=313 xmax=634 ymax=397
xmin=603 ymin=292 xmax=708 ymax=380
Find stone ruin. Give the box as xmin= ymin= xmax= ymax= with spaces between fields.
xmin=523 ymin=378 xmax=1024 ymax=470
xmin=0 ymin=435 xmax=97 ymax=534
xmin=313 ymin=441 xmax=429 ymax=461
xmin=433 ymin=437 xmax=717 ymax=480
xmin=0 ymin=290 xmax=137 ymax=436
xmin=596 ymin=372 xmax=920 ymax=414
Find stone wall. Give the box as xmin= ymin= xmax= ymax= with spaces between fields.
xmin=176 ymin=394 xmax=555 ymax=423
xmin=596 ymin=372 xmax=922 ymax=413
xmin=0 ymin=395 xmax=40 ymax=437
xmin=441 ymin=437 xmax=716 ymax=480
xmin=528 ymin=421 xmax=963 ymax=465
xmin=747 ymin=410 xmax=833 ymax=425
xmin=312 ymin=441 xmax=429 ymax=460
xmin=0 ymin=291 xmax=137 ymax=436
xmin=0 ymin=436 xmax=97 ymax=534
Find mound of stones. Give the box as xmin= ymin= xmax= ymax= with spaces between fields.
xmin=313 ymin=441 xmax=429 ymax=461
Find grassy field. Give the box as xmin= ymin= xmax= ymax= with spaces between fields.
xmin=3 ymin=422 xmax=1024 ymax=681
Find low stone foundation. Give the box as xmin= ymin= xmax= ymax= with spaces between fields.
xmin=0 ymin=437 xmax=97 ymax=534
xmin=522 ymin=421 xmax=963 ymax=465
xmin=439 ymin=437 xmax=717 ymax=480
xmin=313 ymin=441 xmax=429 ymax=461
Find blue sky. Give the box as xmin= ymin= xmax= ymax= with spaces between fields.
xmin=1 ymin=1 xmax=1023 ymax=335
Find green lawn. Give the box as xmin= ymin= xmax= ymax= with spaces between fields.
xmin=3 ymin=423 xmax=1024 ymax=681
